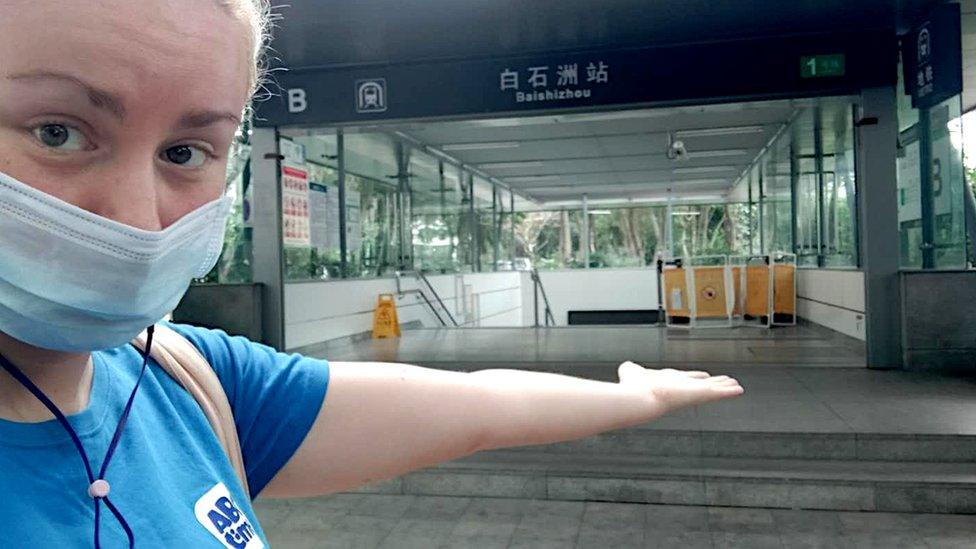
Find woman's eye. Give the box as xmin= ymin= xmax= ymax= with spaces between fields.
xmin=163 ymin=145 xmax=208 ymax=167
xmin=31 ymin=124 xmax=89 ymax=151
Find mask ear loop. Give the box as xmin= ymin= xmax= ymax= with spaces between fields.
xmin=0 ymin=325 xmax=155 ymax=549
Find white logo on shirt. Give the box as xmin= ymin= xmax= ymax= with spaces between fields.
xmin=194 ymin=483 xmax=265 ymax=549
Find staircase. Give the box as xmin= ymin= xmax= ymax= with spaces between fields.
xmin=352 ymin=361 xmax=976 ymax=514
xmin=356 ymin=425 xmax=976 ymax=514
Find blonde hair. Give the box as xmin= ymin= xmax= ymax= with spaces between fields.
xmin=217 ymin=0 xmax=272 ymax=98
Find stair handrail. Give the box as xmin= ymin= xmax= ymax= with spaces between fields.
xmin=395 ymin=270 xmax=459 ymax=327
xmin=394 ymin=270 xmax=448 ymax=327
xmin=415 ymin=271 xmax=459 ymax=327
xmin=531 ymin=268 xmax=556 ymax=327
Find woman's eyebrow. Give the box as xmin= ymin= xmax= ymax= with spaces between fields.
xmin=6 ymin=70 xmax=127 ymax=120
xmin=177 ymin=110 xmax=242 ymax=129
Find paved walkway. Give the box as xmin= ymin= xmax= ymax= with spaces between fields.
xmin=303 ymin=324 xmax=976 ymax=436
xmin=303 ymin=324 xmax=866 ymax=368
xmin=254 ymin=493 xmax=976 ymax=548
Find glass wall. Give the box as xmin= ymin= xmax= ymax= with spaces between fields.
xmin=898 ymin=97 xmax=968 ymax=269
xmin=510 ymin=203 xmax=753 ymax=269
xmin=741 ymin=99 xmax=859 ymax=268
xmin=671 ymin=204 xmax=752 ymax=258
xmin=201 ymin=98 xmax=868 ymax=286
xmin=897 ymin=51 xmax=970 ymax=269
xmin=761 ymin=130 xmax=794 ymax=256
xmin=822 ymin=105 xmax=858 ymax=266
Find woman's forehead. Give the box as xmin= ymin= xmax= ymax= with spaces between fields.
xmin=1 ymin=0 xmax=252 ymax=114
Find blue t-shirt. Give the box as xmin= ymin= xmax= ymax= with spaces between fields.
xmin=0 ymin=322 xmax=330 ymax=548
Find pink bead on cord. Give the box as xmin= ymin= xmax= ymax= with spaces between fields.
xmin=88 ymin=479 xmax=111 ymax=499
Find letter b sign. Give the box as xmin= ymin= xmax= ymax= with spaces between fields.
xmin=287 ymin=88 xmax=307 ymax=113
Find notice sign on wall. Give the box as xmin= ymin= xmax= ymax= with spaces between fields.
xmin=281 ymin=163 xmax=310 ymax=246
xmin=308 ymin=182 xmax=330 ymax=250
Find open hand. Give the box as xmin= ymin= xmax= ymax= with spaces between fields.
xmin=617 ymin=361 xmax=744 ymax=414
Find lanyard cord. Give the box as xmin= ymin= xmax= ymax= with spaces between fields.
xmin=0 ymin=326 xmax=154 ymax=549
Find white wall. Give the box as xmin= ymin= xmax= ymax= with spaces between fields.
xmin=283 ymin=272 xmax=522 ymax=349
xmin=283 ymin=267 xmax=863 ymax=348
xmin=534 ymin=267 xmax=659 ymax=326
xmin=795 ymin=269 xmax=865 ymax=340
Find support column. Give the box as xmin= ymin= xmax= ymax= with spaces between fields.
xmin=510 ymin=191 xmax=516 ymax=263
xmin=857 ymin=86 xmax=902 ymax=369
xmin=337 ymin=129 xmax=347 ymax=276
xmin=492 ymin=184 xmax=500 ymax=270
xmin=250 ymin=128 xmax=285 ymax=349
xmin=665 ymin=190 xmax=674 ymax=256
xmin=582 ymin=194 xmax=590 ymax=268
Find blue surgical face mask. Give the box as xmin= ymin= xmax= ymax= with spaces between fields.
xmin=0 ymin=170 xmax=231 ymax=351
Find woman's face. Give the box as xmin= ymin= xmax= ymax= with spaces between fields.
xmin=0 ymin=0 xmax=252 ymax=231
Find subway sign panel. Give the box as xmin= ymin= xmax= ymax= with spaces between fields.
xmin=255 ymin=30 xmax=896 ymax=127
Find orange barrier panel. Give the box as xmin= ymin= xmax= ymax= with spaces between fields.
xmin=693 ymin=266 xmax=729 ymax=318
xmin=745 ymin=265 xmax=771 ymax=318
xmin=662 ymin=268 xmax=690 ymax=319
xmin=773 ymin=264 xmax=796 ymax=316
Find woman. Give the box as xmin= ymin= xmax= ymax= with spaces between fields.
xmin=0 ymin=0 xmax=744 ymax=547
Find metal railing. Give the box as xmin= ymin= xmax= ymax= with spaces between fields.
xmin=530 ymin=268 xmax=556 ymax=327
xmin=395 ymin=270 xmax=459 ymax=327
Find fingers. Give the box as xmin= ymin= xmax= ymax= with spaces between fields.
xmin=617 ymin=361 xmax=645 ymax=381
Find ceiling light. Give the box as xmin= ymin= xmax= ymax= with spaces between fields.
xmin=674 ymin=126 xmax=765 ymax=138
xmin=588 ymin=209 xmax=613 ymax=215
xmin=673 ymin=166 xmax=737 ymax=175
xmin=441 ymin=142 xmax=520 ymax=151
xmin=667 ymin=178 xmax=729 ymax=186
xmin=671 ymin=211 xmax=701 ymax=216
xmin=685 ymin=149 xmax=749 ymax=159
xmin=505 ymin=175 xmax=561 ymax=183
xmin=453 ymin=117 xmax=559 ymax=128
xmin=478 ymin=160 xmax=545 ymax=170
xmin=553 ymin=109 xmax=670 ymax=123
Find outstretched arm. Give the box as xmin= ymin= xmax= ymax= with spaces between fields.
xmin=260 ymin=361 xmax=743 ymax=498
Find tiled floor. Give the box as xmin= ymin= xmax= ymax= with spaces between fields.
xmin=305 ymin=324 xmax=866 ymax=368
xmin=261 ymin=324 xmax=976 ymax=546
xmin=303 ymin=324 xmax=976 ymax=435
xmin=253 ymin=494 xmax=976 ymax=548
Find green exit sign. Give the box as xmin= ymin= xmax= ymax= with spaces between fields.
xmin=800 ymin=54 xmax=846 ymax=78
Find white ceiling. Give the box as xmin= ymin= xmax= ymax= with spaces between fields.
xmin=385 ymin=98 xmax=850 ymax=208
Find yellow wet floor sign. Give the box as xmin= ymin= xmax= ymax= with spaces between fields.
xmin=372 ymin=294 xmax=401 ymax=339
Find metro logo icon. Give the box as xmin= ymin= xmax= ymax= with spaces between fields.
xmin=194 ymin=483 xmax=265 ymax=549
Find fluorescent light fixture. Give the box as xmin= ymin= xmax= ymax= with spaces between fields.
xmin=505 ymin=175 xmax=562 ymax=184
xmin=537 ymin=192 xmax=728 ymax=208
xmin=588 ymin=209 xmax=613 ymax=215
xmin=671 ymin=211 xmax=701 ymax=216
xmin=478 ymin=160 xmax=545 ymax=170
xmin=667 ymin=178 xmax=729 ymax=186
xmin=673 ymin=166 xmax=736 ymax=175
xmin=554 ymin=109 xmax=670 ymax=123
xmin=674 ymin=126 xmax=764 ymax=138
xmin=685 ymin=149 xmax=749 ymax=159
xmin=453 ymin=116 xmax=558 ymax=128
xmin=441 ymin=142 xmax=520 ymax=151
xmin=455 ymin=109 xmax=670 ymax=128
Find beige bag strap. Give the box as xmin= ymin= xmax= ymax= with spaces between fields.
xmin=132 ymin=325 xmax=251 ymax=498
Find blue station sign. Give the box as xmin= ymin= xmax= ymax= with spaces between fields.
xmin=255 ymin=30 xmax=896 ymax=127
xmin=902 ymin=3 xmax=962 ymax=110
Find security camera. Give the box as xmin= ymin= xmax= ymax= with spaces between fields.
xmin=667 ymin=138 xmax=688 ymax=161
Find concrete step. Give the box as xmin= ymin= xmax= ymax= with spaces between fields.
xmin=515 ymin=429 xmax=976 ymax=463
xmin=355 ymin=451 xmax=976 ymax=514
